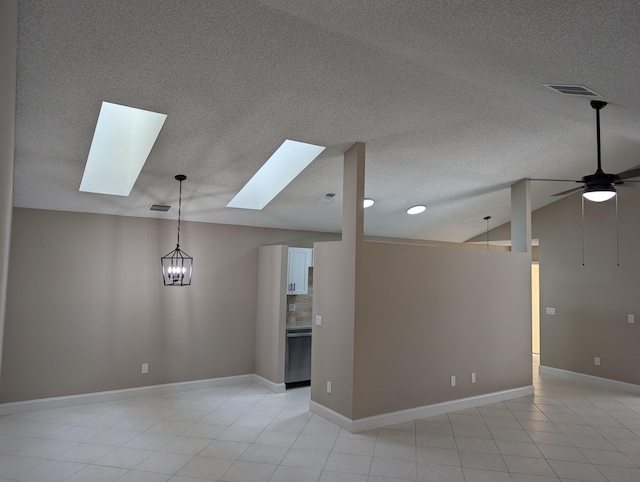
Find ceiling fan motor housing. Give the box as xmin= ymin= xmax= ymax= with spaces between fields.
xmin=581 ymin=171 xmax=619 ymax=188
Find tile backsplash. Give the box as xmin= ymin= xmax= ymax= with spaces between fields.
xmin=286 ymin=267 xmax=313 ymax=329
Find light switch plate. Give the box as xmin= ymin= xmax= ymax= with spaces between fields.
xmin=594 ymin=357 xmax=600 ymax=366
xmin=450 ymin=375 xmax=456 ymax=387
xmin=315 ymin=315 xmax=322 ymax=326
xmin=289 ymin=303 xmax=295 ymax=312
xmin=471 ymin=372 xmax=476 ymax=383
xmin=546 ymin=307 xmax=556 ymax=315
xmin=141 ymin=363 xmax=149 ymax=374
xmin=628 ymin=314 xmax=635 ymax=323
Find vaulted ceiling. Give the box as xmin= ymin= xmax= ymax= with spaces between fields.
xmin=13 ymin=0 xmax=640 ymax=241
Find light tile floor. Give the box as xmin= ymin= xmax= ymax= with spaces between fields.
xmin=1 ymin=356 xmax=640 ymax=481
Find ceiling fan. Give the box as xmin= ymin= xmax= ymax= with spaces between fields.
xmin=533 ymin=100 xmax=640 ymax=202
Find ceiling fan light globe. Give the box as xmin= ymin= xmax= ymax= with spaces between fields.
xmin=583 ymin=187 xmax=616 ymax=202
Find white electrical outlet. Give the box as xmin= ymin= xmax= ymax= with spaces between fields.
xmin=289 ymin=303 xmax=295 ymax=312
xmin=594 ymin=357 xmax=600 ymax=366
xmin=326 ymin=381 xmax=332 ymax=393
xmin=628 ymin=314 xmax=635 ymax=323
xmin=471 ymin=372 xmax=476 ymax=383
xmin=316 ymin=315 xmax=322 ymax=326
xmin=546 ymin=307 xmax=556 ymax=315
xmin=450 ymin=375 xmax=456 ymax=387
xmin=141 ymin=363 xmax=149 ymax=374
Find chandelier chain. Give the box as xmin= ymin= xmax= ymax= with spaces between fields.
xmin=177 ymin=178 xmax=182 ymax=247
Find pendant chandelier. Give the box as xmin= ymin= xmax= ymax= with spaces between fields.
xmin=161 ymin=175 xmax=193 ymax=286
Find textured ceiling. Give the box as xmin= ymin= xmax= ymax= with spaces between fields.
xmin=12 ymin=0 xmax=640 ymax=242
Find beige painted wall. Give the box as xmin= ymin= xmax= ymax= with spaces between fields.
xmin=255 ymin=245 xmax=287 ymax=384
xmin=311 ymin=143 xmax=532 ymax=422
xmin=535 ymin=190 xmax=640 ymax=382
xmin=1 ymin=208 xmax=337 ymax=402
xmin=311 ymin=241 xmax=355 ymax=418
xmin=352 ymin=241 xmax=532 ymax=419
xmin=477 ymin=189 xmax=640 ymax=382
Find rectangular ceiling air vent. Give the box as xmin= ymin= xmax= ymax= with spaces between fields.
xmin=317 ymin=192 xmax=336 ymax=203
xmin=149 ymin=204 xmax=171 ymax=212
xmin=543 ymin=84 xmax=601 ymax=97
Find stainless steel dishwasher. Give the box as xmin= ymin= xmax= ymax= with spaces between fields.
xmin=285 ymin=328 xmax=311 ymax=384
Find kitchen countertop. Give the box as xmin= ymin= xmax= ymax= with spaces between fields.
xmin=286 ymin=325 xmax=312 ymax=332
xmin=286 ymin=322 xmax=312 ymax=331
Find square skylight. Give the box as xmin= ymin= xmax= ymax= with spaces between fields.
xmin=227 ymin=139 xmax=326 ymax=210
xmin=80 ymin=102 xmax=167 ymax=196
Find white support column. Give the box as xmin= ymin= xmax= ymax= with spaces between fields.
xmin=342 ymin=142 xmax=365 ymax=247
xmin=511 ymin=179 xmax=532 ymax=255
xmin=0 ymin=0 xmax=19 ymax=378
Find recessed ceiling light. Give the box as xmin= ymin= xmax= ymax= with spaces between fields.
xmin=406 ymin=205 xmax=426 ymax=215
xmin=227 ymin=139 xmax=326 ymax=210
xmin=80 ymin=102 xmax=167 ymax=196
xmin=363 ymin=198 xmax=374 ymax=208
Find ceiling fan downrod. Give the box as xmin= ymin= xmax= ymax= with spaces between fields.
xmin=591 ymin=100 xmax=607 ymax=174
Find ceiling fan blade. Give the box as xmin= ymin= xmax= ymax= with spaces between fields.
xmin=616 ymin=166 xmax=640 ymax=180
xmin=552 ymin=186 xmax=584 ymax=197
xmin=619 ymin=181 xmax=640 ymax=188
xmin=529 ymin=178 xmax=581 ymax=182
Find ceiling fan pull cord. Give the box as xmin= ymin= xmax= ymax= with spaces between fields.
xmin=616 ymin=194 xmax=620 ymax=266
xmin=483 ymin=216 xmax=491 ymax=251
xmin=582 ymin=195 xmax=585 ymax=266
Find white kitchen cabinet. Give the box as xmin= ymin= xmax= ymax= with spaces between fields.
xmin=287 ymin=247 xmax=312 ymax=295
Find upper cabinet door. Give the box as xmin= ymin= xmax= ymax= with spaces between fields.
xmin=287 ymin=247 xmax=312 ymax=294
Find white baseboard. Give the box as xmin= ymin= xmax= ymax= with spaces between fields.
xmin=309 ymin=401 xmax=354 ymax=432
xmin=310 ymin=385 xmax=534 ymax=433
xmin=0 ymin=373 xmax=284 ymax=416
xmin=253 ymin=375 xmax=286 ymax=394
xmin=539 ymin=365 xmax=640 ymax=395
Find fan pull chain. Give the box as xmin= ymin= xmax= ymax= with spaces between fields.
xmin=581 ymin=196 xmax=585 ymax=266
xmin=616 ymin=194 xmax=620 ymax=266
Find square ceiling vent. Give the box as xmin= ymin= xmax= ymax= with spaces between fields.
xmin=149 ymin=204 xmax=171 ymax=212
xmin=543 ymin=84 xmax=601 ymax=97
